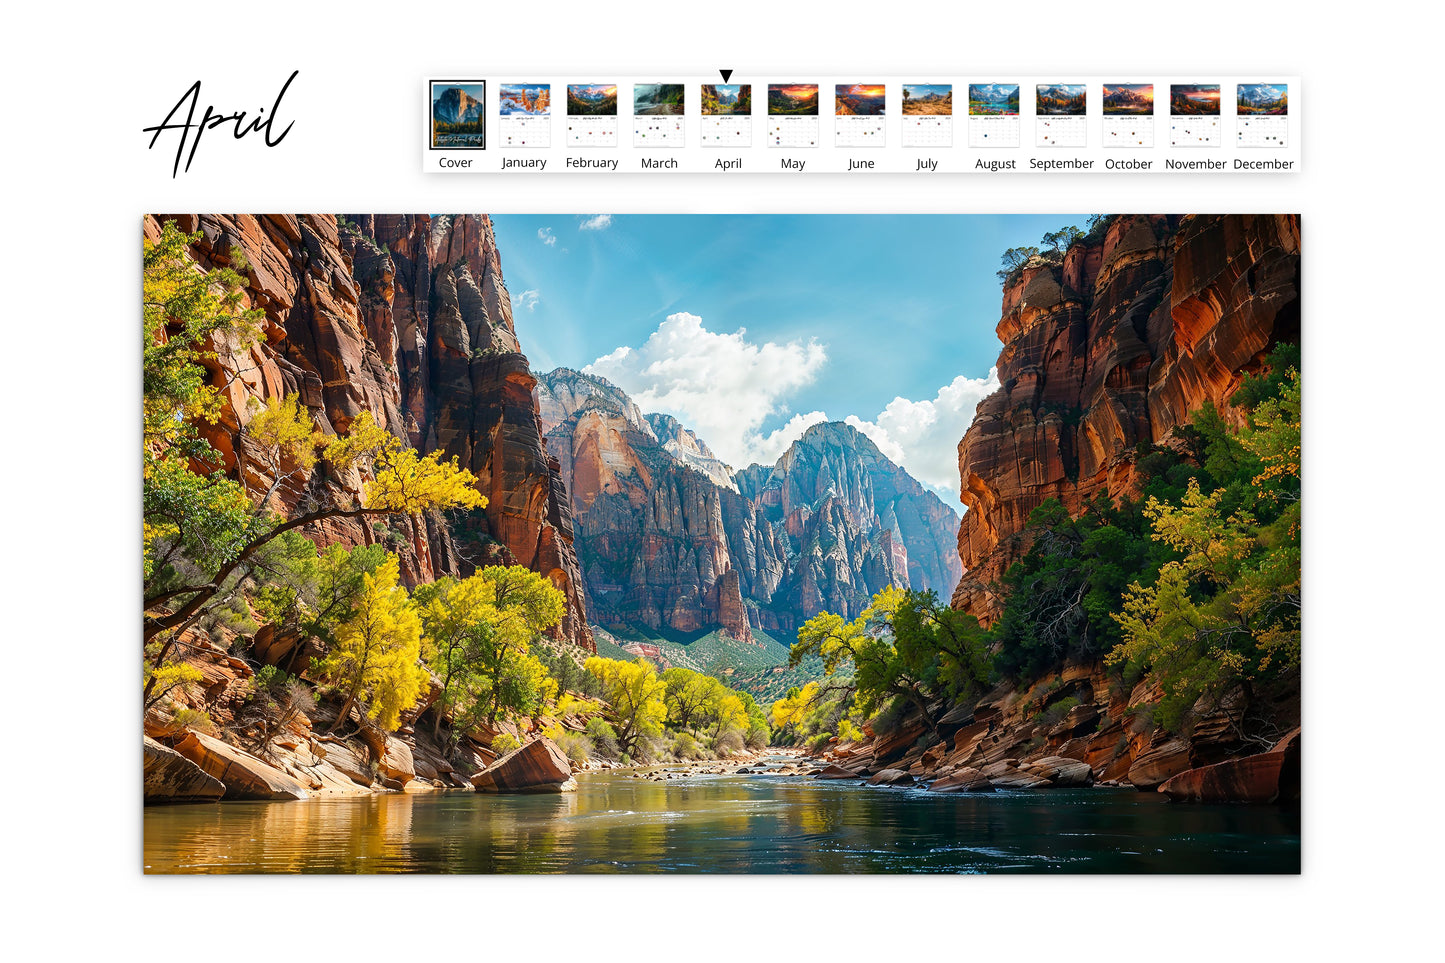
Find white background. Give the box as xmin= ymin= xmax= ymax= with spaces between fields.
xmin=3 ymin=2 xmax=1439 ymax=960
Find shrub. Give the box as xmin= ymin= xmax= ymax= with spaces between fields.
xmin=671 ymin=732 xmax=704 ymax=761
xmin=807 ymin=732 xmax=834 ymax=752
xmin=713 ymin=729 xmax=745 ymax=755
xmin=555 ymin=732 xmax=592 ymax=765
xmin=170 ymin=707 xmax=215 ymax=734
xmin=585 ymin=717 xmax=620 ymax=757
xmin=491 ymin=732 xmax=521 ymax=755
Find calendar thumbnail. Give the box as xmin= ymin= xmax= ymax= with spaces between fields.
xmin=634 ymin=84 xmax=685 ymax=147
xmin=1170 ymin=84 xmax=1221 ymax=147
xmin=1103 ymin=84 xmax=1154 ymax=148
xmin=768 ymin=84 xmax=819 ymax=147
xmin=701 ymin=84 xmax=753 ymax=147
xmin=968 ymin=84 xmax=1020 ymax=148
xmin=835 ymin=83 xmax=885 ymax=148
xmin=568 ymin=84 xmax=619 ymax=147
xmin=1036 ymin=84 xmax=1086 ymax=148
xmin=498 ymin=83 xmax=551 ymax=148
xmin=1237 ymin=83 xmax=1288 ymax=148
xmin=430 ymin=81 xmax=486 ymax=150
xmin=902 ymin=85 xmax=952 ymax=148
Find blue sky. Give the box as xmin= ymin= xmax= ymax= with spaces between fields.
xmin=491 ymin=213 xmax=1083 ymax=505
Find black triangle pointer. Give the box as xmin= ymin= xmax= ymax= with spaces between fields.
xmin=720 ymin=70 xmax=733 ymax=83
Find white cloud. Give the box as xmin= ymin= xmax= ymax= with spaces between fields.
xmin=515 ymin=289 xmax=540 ymax=312
xmin=585 ymin=312 xmax=828 ymax=468
xmin=845 ymin=368 xmax=1000 ymax=503
xmin=538 ymin=227 xmax=557 ymax=247
xmin=579 ymin=214 xmax=613 ymax=231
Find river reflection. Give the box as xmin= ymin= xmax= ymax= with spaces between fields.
xmin=144 ymin=770 xmax=1300 ymax=874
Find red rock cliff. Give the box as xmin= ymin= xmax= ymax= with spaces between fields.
xmin=143 ymin=213 xmax=594 ymax=651
xmin=952 ymin=214 xmax=1301 ymax=622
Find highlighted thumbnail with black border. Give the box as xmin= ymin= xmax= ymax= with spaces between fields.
xmin=1103 ymin=84 xmax=1154 ymax=147
xmin=701 ymin=84 xmax=752 ymax=147
xmin=498 ymin=84 xmax=550 ymax=148
xmin=968 ymin=84 xmax=1020 ymax=147
xmin=767 ymin=84 xmax=820 ymax=148
xmin=431 ymin=81 xmax=486 ymax=150
xmin=567 ymin=84 xmax=618 ymax=147
xmin=901 ymin=84 xmax=952 ymax=148
xmin=1237 ymin=83 xmax=1288 ymax=147
xmin=634 ymin=84 xmax=685 ymax=147
xmin=1036 ymin=84 xmax=1085 ymax=147
xmin=1170 ymin=84 xmax=1221 ymax=147
xmin=835 ymin=84 xmax=885 ymax=147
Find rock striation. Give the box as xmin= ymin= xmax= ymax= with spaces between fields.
xmin=951 ymin=214 xmax=1301 ymax=622
xmin=143 ymin=214 xmax=593 ymax=651
xmin=537 ymin=369 xmax=963 ymax=641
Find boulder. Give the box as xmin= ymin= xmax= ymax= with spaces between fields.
xmin=928 ymin=767 xmax=992 ymax=793
xmin=144 ymin=736 xmax=225 ymax=803
xmin=471 ymin=737 xmax=577 ymax=793
xmin=1127 ymin=739 xmax=1192 ymax=790
xmin=813 ymin=765 xmax=861 ymax=780
xmin=1029 ymin=755 xmax=1094 ymax=787
xmin=867 ymin=768 xmax=914 ymax=786
xmin=361 ymin=729 xmax=416 ymax=782
xmin=172 ymin=730 xmax=310 ymax=800
xmin=1158 ymin=752 xmax=1289 ymax=804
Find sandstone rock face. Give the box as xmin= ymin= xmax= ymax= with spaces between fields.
xmin=539 ymin=367 xmax=962 ymax=640
xmin=1158 ymin=751 xmax=1288 ymax=804
xmin=952 ymin=214 xmax=1301 ymax=622
xmin=144 ymin=736 xmax=225 ymax=803
xmin=143 ymin=214 xmax=592 ymax=651
xmin=471 ymin=736 xmax=577 ymax=793
xmin=172 ymin=730 xmax=311 ymax=800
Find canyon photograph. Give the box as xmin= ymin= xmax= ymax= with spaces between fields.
xmin=142 ymin=213 xmax=1302 ymax=874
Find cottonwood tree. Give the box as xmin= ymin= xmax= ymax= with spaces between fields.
xmin=584 ymin=657 xmax=667 ymax=759
xmin=320 ymin=555 xmax=427 ymax=733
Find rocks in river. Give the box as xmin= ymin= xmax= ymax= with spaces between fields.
xmin=172 ymin=730 xmax=310 ymax=800
xmin=471 ymin=736 xmax=577 ymax=793
xmin=1158 ymin=732 xmax=1300 ymax=803
xmin=867 ymin=768 xmax=914 ymax=786
xmin=144 ymin=736 xmax=225 ymax=803
xmin=814 ymin=765 xmax=861 ymax=780
xmin=927 ymin=767 xmax=992 ymax=793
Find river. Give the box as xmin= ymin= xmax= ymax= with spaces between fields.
xmin=144 ymin=761 xmax=1299 ymax=874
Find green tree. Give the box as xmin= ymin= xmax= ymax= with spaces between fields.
xmin=416 ymin=566 xmax=566 ymax=740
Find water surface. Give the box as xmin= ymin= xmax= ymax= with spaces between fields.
xmin=144 ymin=768 xmax=1299 ymax=874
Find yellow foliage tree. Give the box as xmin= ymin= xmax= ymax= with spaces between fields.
xmin=321 ymin=556 xmax=427 ymax=732
xmin=584 ymin=657 xmax=667 ymax=758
